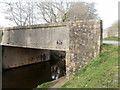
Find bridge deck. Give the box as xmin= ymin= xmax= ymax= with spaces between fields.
xmin=1 ymin=23 xmax=69 ymax=51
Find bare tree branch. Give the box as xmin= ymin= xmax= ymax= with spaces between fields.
xmin=2 ymin=0 xmax=99 ymax=26
xmin=3 ymin=0 xmax=38 ymax=26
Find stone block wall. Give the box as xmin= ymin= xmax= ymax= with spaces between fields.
xmin=66 ymin=20 xmax=102 ymax=75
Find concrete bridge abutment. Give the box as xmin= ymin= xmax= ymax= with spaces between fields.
xmin=1 ymin=19 xmax=103 ymax=77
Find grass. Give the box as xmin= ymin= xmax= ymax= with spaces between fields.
xmin=61 ymin=45 xmax=118 ymax=88
xmin=35 ymin=44 xmax=118 ymax=88
xmin=104 ymin=37 xmax=120 ymax=41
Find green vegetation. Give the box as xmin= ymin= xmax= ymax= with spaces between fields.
xmin=61 ymin=45 xmax=118 ymax=88
xmin=104 ymin=37 xmax=120 ymax=41
xmin=35 ymin=45 xmax=118 ymax=88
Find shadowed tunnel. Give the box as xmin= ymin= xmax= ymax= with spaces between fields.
xmin=2 ymin=46 xmax=66 ymax=88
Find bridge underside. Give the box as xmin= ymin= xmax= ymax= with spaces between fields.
xmin=2 ymin=46 xmax=50 ymax=69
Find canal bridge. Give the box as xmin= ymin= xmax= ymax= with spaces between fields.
xmin=0 ymin=20 xmax=102 ymax=75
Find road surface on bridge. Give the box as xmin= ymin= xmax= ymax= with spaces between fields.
xmin=103 ymin=40 xmax=120 ymax=46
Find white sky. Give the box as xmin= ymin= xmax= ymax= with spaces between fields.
xmin=88 ymin=0 xmax=119 ymax=29
xmin=0 ymin=0 xmax=119 ymax=29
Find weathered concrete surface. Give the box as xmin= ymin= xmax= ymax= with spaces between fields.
xmin=3 ymin=46 xmax=50 ymax=69
xmin=1 ymin=25 xmax=69 ymax=51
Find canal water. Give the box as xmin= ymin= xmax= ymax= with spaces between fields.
xmin=2 ymin=54 xmax=66 ymax=88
